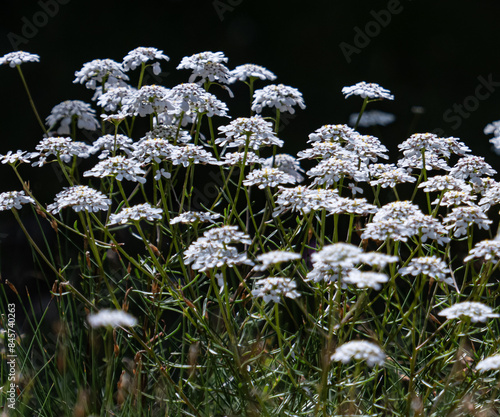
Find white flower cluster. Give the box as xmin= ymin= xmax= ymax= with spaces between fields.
xmin=399 ymin=256 xmax=454 ymax=286
xmin=83 ymin=156 xmax=147 ymax=183
xmin=177 ymin=51 xmax=231 ymax=84
xmin=439 ymin=301 xmax=499 ymax=323
xmin=170 ymin=211 xmax=221 ymax=225
xmin=184 ymin=226 xmax=253 ymax=271
xmin=307 ymin=242 xmax=397 ymax=286
xmin=331 ymin=340 xmax=385 ymax=367
xmin=464 ymin=239 xmax=500 ymax=264
xmin=46 ymin=100 xmax=100 ymax=134
xmin=230 ymin=64 xmax=276 ymax=83
xmin=74 ymin=59 xmax=129 ymax=90
xmin=251 ymin=277 xmax=300 ymax=303
xmin=122 ymin=46 xmax=170 ymax=74
xmin=0 ymin=51 xmax=40 ymax=67
xmin=476 ymin=354 xmax=500 ymax=372
xmin=32 ymin=136 xmax=91 ymax=166
xmin=254 ymin=251 xmax=301 ymax=271
xmin=122 ymin=85 xmax=175 ymax=117
xmin=88 ymin=309 xmax=137 ymax=328
xmin=89 ymin=134 xmax=134 ymax=159
xmin=47 ymin=186 xmax=111 ymax=214
xmin=252 ymin=84 xmax=306 ymax=114
xmin=0 ymin=191 xmax=34 ymax=211
xmin=243 ymin=167 xmax=297 ymax=189
xmin=216 ymin=116 xmax=283 ymax=150
xmin=342 ymin=82 xmax=394 ymax=100
xmin=108 ymin=203 xmax=163 ymax=225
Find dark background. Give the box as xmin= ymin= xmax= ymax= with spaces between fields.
xmin=0 ymin=0 xmax=499 ymax=313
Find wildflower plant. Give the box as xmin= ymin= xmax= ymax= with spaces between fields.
xmin=1 ymin=46 xmax=500 ymax=417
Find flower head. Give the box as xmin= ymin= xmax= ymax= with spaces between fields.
xmin=83 ymin=156 xmax=147 ymax=183
xmin=252 ymin=84 xmax=305 ymax=114
xmin=177 ymin=51 xmax=231 ymax=84
xmin=216 ymin=116 xmax=283 ymax=150
xmin=476 ymin=355 xmax=500 ymax=372
xmin=88 ymin=309 xmax=137 ymax=328
xmin=0 ymin=191 xmax=34 ymax=211
xmin=74 ymin=59 xmax=129 ymax=90
xmin=331 ymin=341 xmax=385 ymax=367
xmin=108 ymin=203 xmax=163 ymax=225
xmin=251 ymin=277 xmax=300 ymax=303
xmin=0 ymin=51 xmax=40 ymax=67
xmin=122 ymin=47 xmax=169 ymax=74
xmin=342 ymin=270 xmax=389 ymax=290
xmin=229 ymin=64 xmax=276 ymax=83
xmin=439 ymin=302 xmax=499 ymax=323
xmin=170 ymin=211 xmax=221 ymax=225
xmin=46 ymin=100 xmax=100 ymax=134
xmin=243 ymin=167 xmax=296 ymax=189
xmin=342 ymin=82 xmax=394 ymax=100
xmin=399 ymin=256 xmax=453 ymax=286
xmin=255 ymin=251 xmax=301 ymax=271
xmin=47 ymin=186 xmax=111 ymax=214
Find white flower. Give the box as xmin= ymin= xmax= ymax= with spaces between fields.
xmin=443 ymin=205 xmax=492 ymax=238
xmin=0 ymin=150 xmax=32 ymax=165
xmin=216 ymin=116 xmax=283 ymax=150
xmin=45 ymin=100 xmax=100 ymax=134
xmin=184 ymin=225 xmax=253 ymax=271
xmin=169 ymin=211 xmax=221 ymax=225
xmin=0 ymin=51 xmax=40 ymax=67
xmin=122 ymin=47 xmax=170 ymax=74
xmin=229 ymin=64 xmax=277 ymax=83
xmin=307 ymin=124 xmax=357 ymax=143
xmin=476 ymin=354 xmax=500 ymax=372
xmin=450 ymin=156 xmax=497 ymax=184
xmin=32 ymin=136 xmax=92 ymax=165
xmin=464 ymin=240 xmax=500 ymax=264
xmin=344 ymin=134 xmax=389 ymax=163
xmin=331 ymin=340 xmax=385 ymax=367
xmin=0 ymin=191 xmax=34 ymax=211
xmin=177 ymin=51 xmax=231 ymax=84
xmin=83 ymin=156 xmax=147 ymax=183
xmin=369 ymin=163 xmax=416 ymax=188
xmin=168 ymin=83 xmax=229 ymax=118
xmin=243 ymin=167 xmax=296 ymax=189
xmin=169 ymin=145 xmax=219 ymax=167
xmin=297 ymin=141 xmax=344 ymax=160
xmin=97 ymin=86 xmax=136 ymax=112
xmin=251 ymin=277 xmax=300 ymax=303
xmin=74 ymin=59 xmax=129 ymax=90
xmin=222 ymin=152 xmax=265 ymax=166
xmin=47 ymin=186 xmax=112 ymax=213
xmin=273 ymin=186 xmax=340 ymax=216
xmin=484 ymin=120 xmax=500 ymax=137
xmin=398 ymin=133 xmax=470 ymax=160
xmin=89 ymin=134 xmax=134 ymax=159
xmin=432 ymin=190 xmax=476 ymax=207
xmin=342 ymin=270 xmax=388 ymax=290
xmin=108 ymin=203 xmax=163 ymax=225
xmin=438 ymin=302 xmax=499 ymax=323
xmin=348 ymin=110 xmax=395 ymax=127
xmin=255 ymin=251 xmax=301 ymax=271
xmin=88 ymin=309 xmax=137 ymax=328
xmin=342 ymin=82 xmax=394 ymax=100
xmin=145 ymin=124 xmax=192 ymax=144
xmin=122 ymin=85 xmax=175 ymax=117
xmin=264 ymin=154 xmax=304 ymax=183
xmin=252 ymin=84 xmax=305 ymax=114
xmin=399 ymin=256 xmax=453 ymax=286
xmin=329 ymin=197 xmax=378 ymax=216
xmin=418 ymin=175 xmax=470 ymax=193
xmin=132 ymin=138 xmax=175 ymax=164
xmin=307 ymin=155 xmax=368 ymax=187
xmin=307 ymin=243 xmax=364 ymax=282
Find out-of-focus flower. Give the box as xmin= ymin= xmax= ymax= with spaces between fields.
xmin=331 ymin=340 xmax=385 ymax=367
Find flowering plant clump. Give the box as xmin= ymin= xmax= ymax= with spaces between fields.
xmin=2 ymin=47 xmax=500 ymax=417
